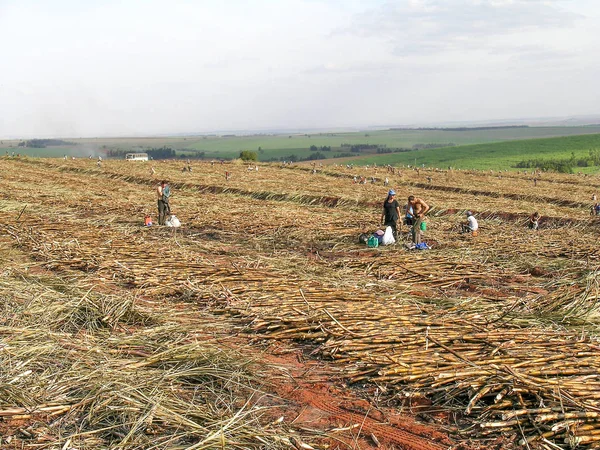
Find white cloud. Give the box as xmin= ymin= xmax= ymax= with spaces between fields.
xmin=0 ymin=0 xmax=599 ymax=137
xmin=342 ymin=0 xmax=583 ymax=56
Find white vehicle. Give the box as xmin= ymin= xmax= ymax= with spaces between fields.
xmin=125 ymin=153 xmax=149 ymax=161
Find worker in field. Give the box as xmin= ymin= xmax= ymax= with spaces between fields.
xmin=528 ymin=212 xmax=540 ymax=229
xmin=157 ymin=180 xmax=171 ymax=226
xmin=461 ymin=211 xmax=479 ymax=234
xmin=381 ymin=190 xmax=401 ymax=240
xmin=404 ymin=200 xmax=415 ymax=229
xmin=407 ymin=195 xmax=429 ymax=244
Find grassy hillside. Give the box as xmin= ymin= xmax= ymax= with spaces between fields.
xmin=4 ymin=125 xmax=600 ymax=160
xmin=181 ymin=126 xmax=600 ymax=160
xmin=346 ymin=133 xmax=600 ymax=171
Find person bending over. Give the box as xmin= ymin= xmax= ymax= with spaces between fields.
xmin=407 ymin=195 xmax=430 ymax=244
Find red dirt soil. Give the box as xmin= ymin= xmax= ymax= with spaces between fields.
xmin=262 ymin=349 xmax=459 ymax=450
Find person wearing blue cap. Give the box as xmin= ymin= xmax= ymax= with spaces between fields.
xmin=381 ymin=189 xmax=401 ymax=240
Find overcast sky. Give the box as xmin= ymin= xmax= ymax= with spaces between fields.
xmin=1 ymin=0 xmax=599 ymax=138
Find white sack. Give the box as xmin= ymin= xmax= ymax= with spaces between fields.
xmin=382 ymin=226 xmax=395 ymax=245
xmin=165 ymin=215 xmax=181 ymax=228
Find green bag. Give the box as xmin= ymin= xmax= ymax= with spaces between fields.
xmin=420 ymin=221 xmax=427 ymax=231
xmin=367 ymin=236 xmax=379 ymax=248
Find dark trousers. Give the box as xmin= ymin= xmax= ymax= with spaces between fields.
xmin=158 ymin=200 xmax=169 ymax=225
xmin=384 ymin=220 xmax=398 ymax=240
xmin=461 ymin=224 xmax=475 ymax=233
xmin=412 ymin=216 xmax=423 ymax=244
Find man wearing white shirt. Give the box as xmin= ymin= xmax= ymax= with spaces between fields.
xmin=462 ymin=211 xmax=478 ymax=233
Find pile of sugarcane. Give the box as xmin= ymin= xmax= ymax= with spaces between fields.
xmin=12 ymin=156 xmax=596 ymax=219
xmin=4 ymin=157 xmax=600 ymax=447
xmin=220 ymin=285 xmax=600 ymax=448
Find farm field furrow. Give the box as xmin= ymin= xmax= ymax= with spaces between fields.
xmin=15 ymin=157 xmax=600 ymax=221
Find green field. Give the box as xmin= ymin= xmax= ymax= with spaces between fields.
xmin=4 ymin=125 xmax=600 ymax=164
xmin=181 ymin=126 xmax=600 ymax=160
xmin=347 ymin=133 xmax=600 ymax=172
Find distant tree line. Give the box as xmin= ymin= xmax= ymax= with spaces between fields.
xmin=377 ymin=144 xmax=456 ymax=154
xmin=18 ymin=139 xmax=75 ymax=148
xmin=514 ymin=159 xmax=573 ymax=173
xmin=310 ymin=145 xmax=331 ymax=152
xmin=375 ymin=148 xmax=410 ymax=154
xmin=106 ymin=147 xmax=205 ymax=159
xmin=341 ymin=143 xmax=380 ymax=152
xmin=264 ymin=152 xmax=330 ymax=163
xmin=304 ymin=152 xmax=328 ymax=160
xmin=390 ymin=125 xmax=529 ymax=131
xmin=412 ymin=143 xmax=455 ymax=149
xmin=338 ymin=143 xmax=455 ymax=154
xmin=147 ymin=147 xmax=176 ymax=159
xmin=514 ymin=149 xmax=600 ymax=173
xmin=264 ymin=151 xmax=361 ymax=162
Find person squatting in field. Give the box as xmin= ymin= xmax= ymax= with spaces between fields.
xmin=529 ymin=212 xmax=541 ymax=230
xmin=408 ymin=195 xmax=429 ymax=244
xmin=461 ymin=211 xmax=478 ymax=233
xmin=381 ymin=189 xmax=401 ymax=240
xmin=157 ymin=180 xmax=171 ymax=226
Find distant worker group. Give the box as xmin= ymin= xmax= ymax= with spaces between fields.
xmin=380 ymin=190 xmax=430 ymax=245
xmin=136 ymin=160 xmax=596 ymax=247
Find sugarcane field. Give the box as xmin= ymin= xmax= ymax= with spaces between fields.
xmin=2 ymin=155 xmax=600 ymax=450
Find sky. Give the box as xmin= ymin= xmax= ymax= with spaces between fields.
xmin=1 ymin=0 xmax=599 ymax=138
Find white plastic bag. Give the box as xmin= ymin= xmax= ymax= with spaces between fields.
xmin=382 ymin=226 xmax=395 ymax=245
xmin=165 ymin=215 xmax=181 ymax=228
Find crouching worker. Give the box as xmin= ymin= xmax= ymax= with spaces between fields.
xmin=528 ymin=212 xmax=540 ymax=230
xmin=381 ymin=189 xmax=401 ymax=240
xmin=461 ymin=211 xmax=478 ymax=234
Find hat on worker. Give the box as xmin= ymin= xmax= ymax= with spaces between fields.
xmin=466 ymin=211 xmax=473 ymax=216
xmin=388 ymin=189 xmax=396 ymax=196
